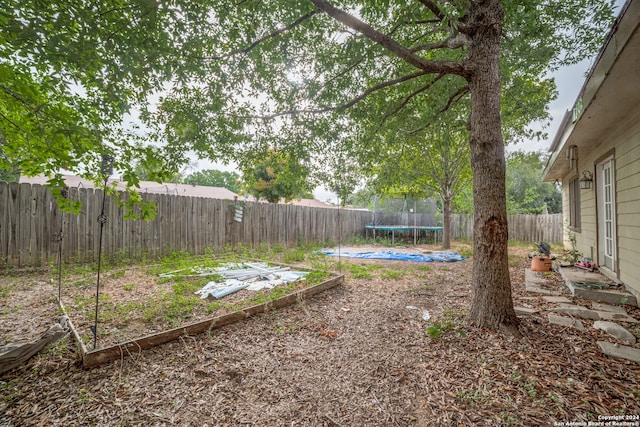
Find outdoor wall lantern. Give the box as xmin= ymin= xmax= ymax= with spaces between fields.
xmin=580 ymin=170 xmax=593 ymax=190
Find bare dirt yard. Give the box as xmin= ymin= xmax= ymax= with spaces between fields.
xmin=1 ymin=243 xmax=639 ymax=426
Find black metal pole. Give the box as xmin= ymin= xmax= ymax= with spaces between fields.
xmin=57 ymin=219 xmax=63 ymax=303
xmin=93 ymin=155 xmax=113 ymax=350
xmin=56 ymin=187 xmax=68 ymax=304
xmin=93 ymin=180 xmax=109 ymax=349
xmin=337 ymin=189 xmax=341 ymax=270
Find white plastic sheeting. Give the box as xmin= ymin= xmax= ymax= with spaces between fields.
xmin=192 ymin=262 xmax=309 ymax=299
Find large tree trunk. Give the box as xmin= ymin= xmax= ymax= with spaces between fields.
xmin=441 ymin=193 xmax=452 ymax=250
xmin=308 ymin=0 xmax=518 ymax=333
xmin=466 ymin=0 xmax=519 ymax=334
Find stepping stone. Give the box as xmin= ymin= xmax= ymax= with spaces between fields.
xmin=591 ymin=302 xmax=627 ymax=314
xmin=550 ymin=306 xmax=599 ymax=320
xmin=597 ymin=311 xmax=640 ymax=324
xmin=548 ymin=313 xmax=585 ymax=331
xmin=515 ymin=306 xmax=538 ymax=316
xmin=542 ymin=296 xmax=572 ymax=303
xmin=597 ymin=341 xmax=640 ymax=363
xmin=557 ymin=302 xmax=582 ymax=309
xmin=567 ymin=285 xmax=637 ymax=306
xmin=526 ymin=286 xmax=556 ymax=295
xmin=593 ymin=321 xmax=637 ymax=344
xmin=524 ymin=270 xmax=562 ymax=295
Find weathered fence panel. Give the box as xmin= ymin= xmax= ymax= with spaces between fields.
xmin=451 ymin=213 xmax=563 ymax=244
xmin=0 ymin=182 xmax=374 ymax=267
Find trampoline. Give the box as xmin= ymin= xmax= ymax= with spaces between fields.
xmin=365 ymin=225 xmax=443 ymax=245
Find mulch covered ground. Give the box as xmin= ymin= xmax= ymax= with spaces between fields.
xmin=1 ymin=244 xmax=639 ymax=426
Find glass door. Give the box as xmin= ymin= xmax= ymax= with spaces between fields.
xmin=597 ymin=157 xmax=616 ymax=272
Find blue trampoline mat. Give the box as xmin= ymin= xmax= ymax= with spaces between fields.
xmin=317 ymin=249 xmax=465 ymax=263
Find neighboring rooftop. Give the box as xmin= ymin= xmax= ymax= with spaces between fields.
xmin=18 ymin=174 xmax=338 ymax=208
xmin=19 ymin=174 xmax=240 ymax=200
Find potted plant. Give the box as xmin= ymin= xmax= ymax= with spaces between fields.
xmin=530 ymin=242 xmax=553 ymax=272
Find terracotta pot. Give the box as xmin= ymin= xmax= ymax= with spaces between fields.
xmin=531 ymin=256 xmax=552 ymax=272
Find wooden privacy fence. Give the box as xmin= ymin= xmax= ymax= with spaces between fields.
xmin=0 ymin=182 xmax=565 ymax=267
xmin=0 ymin=182 xmax=372 ymax=267
xmin=451 ymin=213 xmax=563 ymax=244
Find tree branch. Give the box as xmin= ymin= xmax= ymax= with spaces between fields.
xmin=373 ymin=74 xmax=445 ymax=134
xmin=97 ymin=4 xmax=140 ymax=18
xmin=0 ymin=84 xmax=45 ymax=116
xmin=342 ymin=71 xmax=429 ymax=109
xmin=410 ymin=33 xmax=470 ymax=52
xmin=0 ymin=112 xmax=26 ymax=132
xmin=307 ymin=0 xmax=470 ymax=78
xmin=405 ymin=122 xmax=432 ymax=135
xmin=416 ymin=0 xmax=446 ymax=21
xmin=440 ymin=85 xmax=470 ymax=112
xmin=404 ymin=19 xmax=441 ymax=25
xmin=315 ymin=44 xmax=378 ymax=92
xmin=105 ymin=2 xmax=161 ymax=43
xmin=199 ymin=11 xmax=318 ymax=60
xmin=236 ymin=70 xmax=429 ymax=120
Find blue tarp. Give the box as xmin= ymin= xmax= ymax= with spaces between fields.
xmin=317 ymin=249 xmax=465 ymax=263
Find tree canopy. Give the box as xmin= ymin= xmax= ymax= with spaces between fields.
xmin=1 ymin=3 xmax=178 ymax=184
xmin=241 ymin=149 xmax=313 ymax=203
xmin=506 ymin=151 xmax=561 ymax=214
xmin=3 ymin=1 xmax=612 ymax=177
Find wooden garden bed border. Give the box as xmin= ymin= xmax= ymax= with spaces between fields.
xmin=62 ymin=273 xmax=343 ymax=368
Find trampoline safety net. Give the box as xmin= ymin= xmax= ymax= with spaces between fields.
xmin=367 ymin=196 xmax=441 ymax=244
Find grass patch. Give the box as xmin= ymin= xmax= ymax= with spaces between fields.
xmin=340 ymin=263 xmax=376 ymax=279
xmin=283 ymin=249 xmax=306 ymax=264
xmin=305 ymin=270 xmax=331 ymax=283
xmin=1 ymin=305 xmax=22 ymax=316
xmin=0 ymin=284 xmax=15 ymax=299
xmin=426 ymin=308 xmax=467 ymax=339
xmin=456 ymin=245 xmax=473 ymax=259
xmin=380 ymin=269 xmax=405 ymax=280
xmin=456 ymin=386 xmax=491 ymax=404
xmin=206 ymin=301 xmax=222 ymax=314
xmin=245 ymin=283 xmax=298 ymax=306
xmin=141 ymin=292 xmax=201 ymax=328
xmin=43 ymin=336 xmax=70 ymax=356
xmin=271 ymin=244 xmax=286 ymax=254
xmin=508 ymin=240 xmax=534 ymax=248
xmin=0 ymin=380 xmax=23 ymax=403
xmin=107 ymin=269 xmax=127 ymax=279
xmin=407 ymin=284 xmax=434 ymax=293
xmin=171 ymin=278 xmax=208 ymax=295
xmin=147 ymin=250 xmax=221 ymax=276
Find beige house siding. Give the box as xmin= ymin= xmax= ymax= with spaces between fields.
xmin=564 ymin=108 xmax=640 ymax=297
xmin=614 ymin=110 xmax=640 ymax=295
